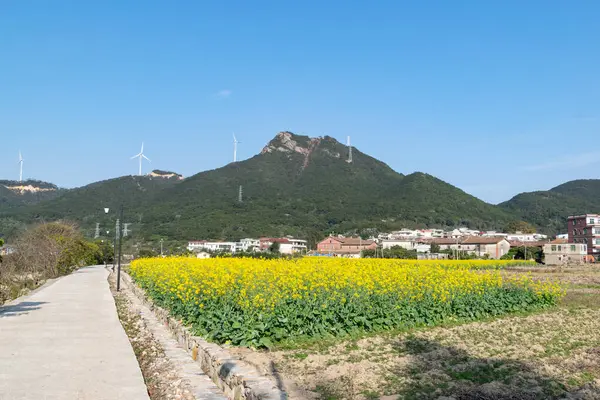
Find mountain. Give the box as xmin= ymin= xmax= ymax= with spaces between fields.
xmin=0 ymin=132 xmax=522 ymax=242
xmin=108 ymin=132 xmax=515 ymax=242
xmin=499 ymin=179 xmax=600 ymax=233
xmin=0 ymin=175 xmax=181 ymax=238
xmin=0 ymin=180 xmax=64 ymax=208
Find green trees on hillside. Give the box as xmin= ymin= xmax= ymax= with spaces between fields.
xmin=504 ymin=221 xmax=537 ymax=234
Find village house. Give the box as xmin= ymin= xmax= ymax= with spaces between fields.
xmin=316 ymin=236 xmax=377 ymax=257
xmin=259 ymin=237 xmax=307 ymax=254
xmin=543 ymin=239 xmax=589 ymax=265
xmin=431 ymin=236 xmax=510 ymax=259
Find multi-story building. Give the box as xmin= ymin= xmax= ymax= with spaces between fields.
xmin=567 ymin=214 xmax=600 ymax=259
xmin=259 ymin=237 xmax=307 ymax=254
xmin=430 ymin=237 xmax=510 ymax=259
xmin=187 ymin=240 xmax=240 ymax=253
xmin=543 ymin=239 xmax=588 ymax=265
xmin=239 ymin=238 xmax=260 ymax=252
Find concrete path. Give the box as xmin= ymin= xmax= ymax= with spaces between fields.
xmin=0 ymin=266 xmax=150 ymax=400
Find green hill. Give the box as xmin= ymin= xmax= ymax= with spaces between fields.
xmin=499 ymin=179 xmax=600 ymax=233
xmin=117 ymin=132 xmax=516 ymax=242
xmin=0 ymin=132 xmax=530 ymax=242
xmin=0 ymin=175 xmax=180 ymax=238
xmin=0 ymin=180 xmax=63 ymax=208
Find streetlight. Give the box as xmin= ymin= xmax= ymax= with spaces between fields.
xmin=105 ymin=206 xmax=124 ymax=290
xmin=104 ymin=208 xmax=117 ymax=271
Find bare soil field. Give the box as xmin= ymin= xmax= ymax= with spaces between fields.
xmin=230 ymin=266 xmax=600 ymax=400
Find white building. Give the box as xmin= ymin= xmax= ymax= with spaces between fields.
xmin=187 ymin=240 xmax=207 ymax=252
xmin=187 ymin=240 xmax=240 ymax=253
xmin=506 ymin=233 xmax=548 ymax=242
xmin=279 ymin=238 xmax=308 ymax=254
xmin=382 ymin=239 xmax=415 ymax=250
xmin=239 ymin=238 xmax=260 ymax=252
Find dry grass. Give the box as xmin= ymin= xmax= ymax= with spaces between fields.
xmin=231 ymin=266 xmax=600 ymax=400
xmin=110 ymin=272 xmax=197 ymax=400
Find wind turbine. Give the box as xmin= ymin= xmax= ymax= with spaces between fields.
xmin=18 ymin=151 xmax=24 ymax=182
xmin=131 ymin=142 xmax=151 ymax=176
xmin=233 ymin=133 xmax=240 ymax=162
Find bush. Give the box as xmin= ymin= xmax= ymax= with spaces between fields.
xmin=0 ymin=221 xmax=101 ymax=303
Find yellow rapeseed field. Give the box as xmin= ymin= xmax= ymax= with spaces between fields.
xmin=131 ymin=257 xmax=562 ymax=347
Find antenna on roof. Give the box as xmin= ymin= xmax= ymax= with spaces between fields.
xmin=346 ymin=136 xmax=353 ymax=163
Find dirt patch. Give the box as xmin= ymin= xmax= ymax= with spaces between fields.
xmin=229 ymin=269 xmax=600 ymax=399
xmin=109 ymin=272 xmax=197 ymax=400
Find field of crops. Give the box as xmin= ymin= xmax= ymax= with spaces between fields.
xmin=130 ymin=258 xmax=562 ymax=347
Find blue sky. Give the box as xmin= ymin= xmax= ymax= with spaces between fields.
xmin=1 ymin=1 xmax=598 ymax=204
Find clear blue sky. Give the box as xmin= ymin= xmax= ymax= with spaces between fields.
xmin=1 ymin=1 xmax=599 ymax=204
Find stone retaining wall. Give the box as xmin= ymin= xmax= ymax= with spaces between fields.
xmin=121 ymin=272 xmax=285 ymax=400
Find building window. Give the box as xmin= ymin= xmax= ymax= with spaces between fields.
xmin=558 ymin=245 xmax=562 ymax=251
xmin=551 ymin=245 xmax=556 ymax=251
xmin=590 ymin=218 xmax=596 ymax=224
xmin=573 ymin=220 xmax=576 ymax=226
xmin=571 ymin=245 xmax=576 ymax=252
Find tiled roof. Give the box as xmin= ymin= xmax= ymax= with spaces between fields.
xmin=339 ymin=237 xmax=375 ymax=246
xmin=461 ymin=236 xmax=507 ymax=245
xmin=549 ymin=238 xmax=568 ymax=244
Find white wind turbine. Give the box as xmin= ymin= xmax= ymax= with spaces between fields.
xmin=233 ymin=132 xmax=240 ymax=162
xmin=18 ymin=151 xmax=24 ymax=182
xmin=131 ymin=142 xmax=151 ymax=176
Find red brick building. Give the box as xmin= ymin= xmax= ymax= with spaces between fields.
xmin=316 ymin=236 xmax=377 ymax=256
xmin=568 ymin=214 xmax=600 ymax=259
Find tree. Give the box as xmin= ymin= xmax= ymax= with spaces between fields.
xmin=504 ymin=220 xmax=536 ymax=234
xmin=95 ymin=240 xmax=114 ymax=264
xmin=269 ymin=241 xmax=280 ymax=253
xmin=430 ymin=242 xmax=441 ymax=253
xmin=363 ymin=246 xmax=417 ymax=259
xmin=0 ymin=237 xmax=4 ymax=263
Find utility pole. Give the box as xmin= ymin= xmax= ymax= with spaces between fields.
xmin=123 ymin=223 xmax=130 ymax=237
xmin=160 ymin=238 xmax=164 ymax=257
xmin=114 ymin=219 xmax=120 ymax=271
xmin=238 ymin=185 xmax=243 ymax=203
xmin=94 ymin=223 xmax=100 ymax=239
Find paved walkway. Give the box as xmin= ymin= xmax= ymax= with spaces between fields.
xmin=0 ymin=266 xmax=150 ymax=400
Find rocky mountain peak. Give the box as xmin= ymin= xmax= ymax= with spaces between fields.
xmin=261 ymin=131 xmax=321 ymax=156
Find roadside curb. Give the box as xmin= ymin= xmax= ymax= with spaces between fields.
xmin=121 ymin=271 xmax=286 ymax=400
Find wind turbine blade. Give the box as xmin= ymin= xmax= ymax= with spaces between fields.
xmin=233 ymin=132 xmax=237 ymax=142
xmin=141 ymin=142 xmax=144 ymax=153
xmin=131 ymin=154 xmax=141 ymax=159
xmin=143 ymin=155 xmax=151 ymax=162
